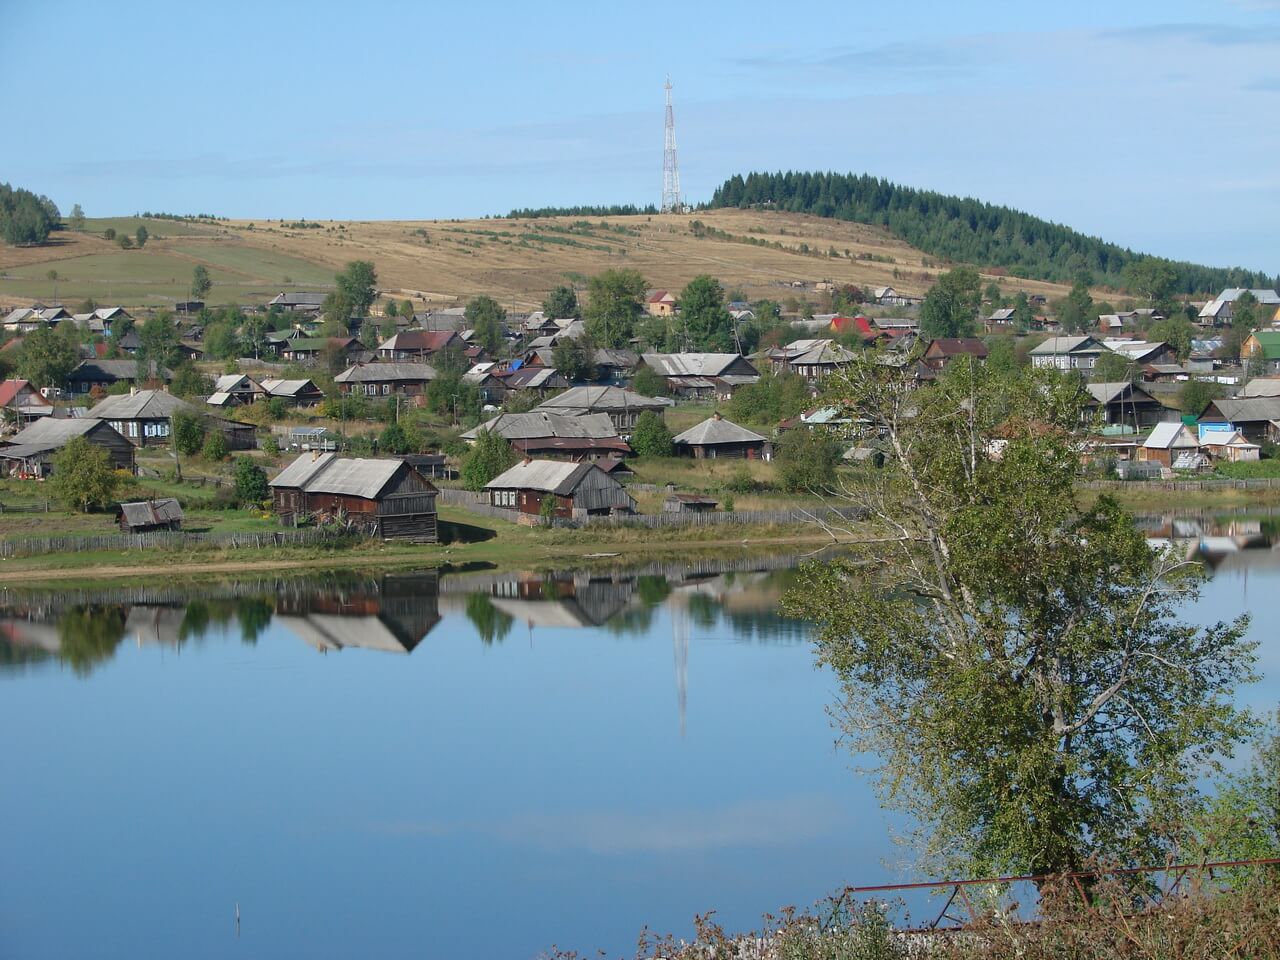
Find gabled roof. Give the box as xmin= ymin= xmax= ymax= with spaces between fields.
xmin=673 ymin=415 xmax=767 ymax=446
xmin=72 ymin=359 xmax=172 ymax=382
xmin=269 ymin=291 xmax=328 ymax=307
xmin=4 ymin=417 xmax=106 ymax=449
xmin=259 ymin=378 xmax=319 ymax=397
xmin=334 ymin=362 xmax=437 ymax=383
xmin=925 ymin=338 xmax=989 ymax=357
xmin=268 ymin=452 xmax=423 ymax=499
xmin=1029 ymin=336 xmax=1105 ymax=355
xmin=987 ymin=308 xmax=1016 ymax=322
xmin=1086 ymin=382 xmax=1156 ymax=405
xmin=535 ymin=385 xmax=671 ymax=413
xmin=645 ymin=289 xmax=675 ymax=304
xmin=462 ymin=411 xmax=620 ymax=441
xmin=0 ymin=379 xmax=45 ymax=407
xmin=280 ymin=336 xmax=357 ymax=352
xmin=213 ymin=374 xmax=260 ymax=393
xmin=777 ymin=338 xmax=859 ymax=366
xmin=641 ymin=353 xmax=758 ymax=377
xmin=89 ymin=389 xmax=196 ymax=420
xmin=1240 ymin=377 xmax=1280 ymax=398
xmin=1204 ymin=396 xmax=1280 ymax=423
xmin=377 ymin=330 xmax=458 ymax=352
xmin=1247 ymin=331 xmax=1280 ymax=360
xmin=1143 ymin=422 xmax=1199 ymax=450
xmin=485 ymin=459 xmax=601 ymax=494
xmin=1218 ymin=288 xmax=1280 ymax=304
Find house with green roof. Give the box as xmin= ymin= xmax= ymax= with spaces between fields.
xmin=1243 ymin=331 xmax=1280 ymax=373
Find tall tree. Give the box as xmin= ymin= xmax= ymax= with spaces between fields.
xmin=678 ymin=275 xmax=734 ymax=351
xmin=49 ymin=437 xmax=119 ymax=513
xmin=542 ymin=284 xmax=580 ymax=320
xmin=69 ymin=203 xmax=85 ymax=231
xmin=465 ymin=295 xmax=507 ymax=356
xmin=320 ymin=291 xmax=354 ymax=336
xmin=137 ymin=311 xmax=179 ymax=376
xmin=584 ymin=269 xmax=646 ymax=348
xmin=919 ymin=267 xmax=981 ymax=339
xmin=785 ymin=356 xmax=1255 ymax=878
xmin=135 ymin=225 xmax=148 ymax=248
xmin=552 ymin=334 xmax=595 ymax=382
xmin=335 ymin=260 xmax=378 ymax=316
xmin=191 ymin=265 xmax=212 ymax=301
xmin=1124 ymin=257 xmax=1178 ymax=307
xmin=16 ymin=326 xmax=77 ymax=388
xmin=460 ymin=430 xmax=517 ymax=491
xmin=630 ymin=410 xmax=674 ymax=457
xmin=1053 ymin=280 xmax=1095 ymax=334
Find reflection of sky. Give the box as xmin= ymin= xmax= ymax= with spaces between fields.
xmin=0 ymin=554 xmax=1272 ymax=959
xmin=0 ymin=583 xmax=894 ymax=960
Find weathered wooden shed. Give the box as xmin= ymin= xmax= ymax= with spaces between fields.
xmin=0 ymin=418 xmax=136 ymax=477
xmin=269 ymin=452 xmax=438 ymax=541
xmin=118 ymin=498 xmax=184 ymax=533
xmin=485 ymin=459 xmax=635 ymax=519
xmin=673 ymin=413 xmax=771 ymax=460
xmin=663 ymin=493 xmax=718 ymax=513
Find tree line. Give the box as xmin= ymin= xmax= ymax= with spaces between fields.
xmin=0 ymin=182 xmax=61 ymax=246
xmin=707 ymin=171 xmax=1276 ymax=294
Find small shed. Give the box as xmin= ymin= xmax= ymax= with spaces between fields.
xmin=663 ymin=493 xmax=718 ymax=513
xmin=673 ymin=413 xmax=771 ymax=460
xmin=118 ymin=498 xmax=184 ymax=533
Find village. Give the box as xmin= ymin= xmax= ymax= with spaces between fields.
xmin=1 ymin=261 xmax=1279 ymax=559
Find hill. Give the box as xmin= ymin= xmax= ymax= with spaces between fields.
xmin=707 ymin=171 xmax=1277 ymax=294
xmin=0 ymin=210 xmax=1077 ymax=313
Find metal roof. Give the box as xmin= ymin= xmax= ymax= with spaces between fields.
xmin=269 ymin=451 xmax=338 ymax=489
xmin=1029 ymin=336 xmax=1104 ymax=355
xmin=268 ymin=451 xmax=408 ymax=498
xmin=640 ymin=353 xmax=753 ymax=377
xmin=1143 ymin=422 xmax=1198 ymax=449
xmin=674 ymin=416 xmax=767 ymax=446
xmin=119 ymin=498 xmax=184 ymax=527
xmin=535 ymin=385 xmax=671 ymax=413
xmin=462 ymin=411 xmax=620 ymax=441
xmin=485 ymin=459 xmax=598 ymax=494
xmin=259 ymin=378 xmax=317 ymax=397
xmin=334 ymin=362 xmax=437 ymax=383
xmin=7 ymin=417 xmax=106 ymax=447
xmin=89 ymin=389 xmax=194 ymax=420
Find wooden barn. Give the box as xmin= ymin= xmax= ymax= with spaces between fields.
xmin=269 ymin=452 xmax=438 ymax=541
xmin=0 ymin=418 xmax=136 ymax=478
xmin=118 ymin=498 xmax=184 ymax=533
xmin=485 ymin=459 xmax=635 ymax=519
xmin=673 ymin=413 xmax=771 ymax=460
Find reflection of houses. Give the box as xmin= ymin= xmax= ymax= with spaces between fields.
xmin=486 ymin=577 xmax=634 ymax=628
xmin=276 ymin=573 xmax=441 ymax=654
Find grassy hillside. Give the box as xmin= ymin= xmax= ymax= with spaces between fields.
xmin=0 ymin=210 xmax=1078 ymax=312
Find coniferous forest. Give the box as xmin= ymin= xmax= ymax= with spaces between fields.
xmin=707 ymin=171 xmax=1276 ymax=294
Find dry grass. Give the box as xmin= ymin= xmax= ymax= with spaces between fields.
xmin=1 ymin=210 xmax=1077 ymax=311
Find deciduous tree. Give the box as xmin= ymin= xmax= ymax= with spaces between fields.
xmin=920 ymin=267 xmax=981 ymax=339
xmin=584 ymin=269 xmax=646 ymax=348
xmin=191 ymin=265 xmax=212 ymax=301
xmin=335 ymin=260 xmax=378 ymax=316
xmin=49 ymin=436 xmax=118 ymax=512
xmin=465 ymin=295 xmax=506 ymax=356
xmin=542 ymin=284 xmax=580 ymax=320
xmin=460 ymin=429 xmax=516 ymax=491
xmin=678 ymin=275 xmax=734 ymax=351
xmin=630 ymin=410 xmax=674 ymax=458
xmin=16 ymin=326 xmax=77 ymax=388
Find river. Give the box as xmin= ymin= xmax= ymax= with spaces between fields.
xmin=0 ymin=517 xmax=1275 ymax=959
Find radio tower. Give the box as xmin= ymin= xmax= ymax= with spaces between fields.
xmin=662 ymin=76 xmax=683 ymax=214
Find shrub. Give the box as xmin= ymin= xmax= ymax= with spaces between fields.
xmin=202 ymin=430 xmax=229 ymax=461
xmin=725 ymin=463 xmax=756 ymax=493
xmin=461 ymin=429 xmax=516 ymax=491
xmin=172 ymin=412 xmax=205 ymax=456
xmin=233 ymin=457 xmax=268 ymax=504
xmin=631 ymin=410 xmax=674 ymax=458
xmin=49 ymin=436 xmax=118 ymax=512
xmin=776 ymin=428 xmax=839 ymax=492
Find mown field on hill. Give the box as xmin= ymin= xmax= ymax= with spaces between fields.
xmin=0 ymin=209 xmax=1077 ymax=312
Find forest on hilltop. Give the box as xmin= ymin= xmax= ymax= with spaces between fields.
xmin=707 ymin=171 xmax=1275 ymax=295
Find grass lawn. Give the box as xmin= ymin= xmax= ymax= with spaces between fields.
xmin=79 ymin=217 xmax=218 ymax=238
xmin=168 ymin=242 xmax=334 ymax=286
xmin=663 ymin=400 xmax=720 ymax=434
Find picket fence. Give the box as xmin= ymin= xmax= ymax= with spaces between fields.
xmin=1080 ymin=478 xmax=1280 ymax=492
xmin=0 ymin=526 xmax=358 ymax=560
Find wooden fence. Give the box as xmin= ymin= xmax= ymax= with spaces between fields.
xmin=1080 ymin=478 xmax=1280 ymax=492
xmin=0 ymin=526 xmax=359 ymax=559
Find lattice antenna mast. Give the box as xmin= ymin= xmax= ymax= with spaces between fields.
xmin=662 ymin=76 xmax=683 ymax=214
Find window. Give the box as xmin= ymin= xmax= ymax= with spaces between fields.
xmin=383 ymin=384 xmax=391 ymax=395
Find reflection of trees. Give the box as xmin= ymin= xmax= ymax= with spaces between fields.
xmin=57 ymin=606 xmax=126 ymax=676
xmin=179 ymin=601 xmax=210 ymax=642
xmin=636 ymin=575 xmax=672 ymax=605
xmin=0 ymin=638 xmax=53 ymax=672
xmin=722 ymin=609 xmax=810 ymax=645
xmin=603 ymin=604 xmax=656 ymax=636
xmin=685 ymin=593 xmax=719 ymax=629
xmin=236 ymin=598 xmax=274 ymax=645
xmin=465 ymin=593 xmax=513 ymax=645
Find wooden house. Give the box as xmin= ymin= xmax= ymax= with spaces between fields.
xmin=1200 ymin=396 xmax=1280 ymax=444
xmin=1083 ymin=382 xmax=1168 ymax=431
xmin=1242 ymin=331 xmax=1280 ymax=374
xmin=269 ymin=452 xmax=438 ymax=541
xmin=335 ymin=362 xmax=437 ymax=398
xmin=208 ymin=374 xmax=265 ymax=407
xmin=485 ymin=459 xmax=635 ymax=519
xmin=90 ymin=390 xmax=255 ymax=449
xmin=638 ymin=353 xmax=760 ymax=398
xmin=268 ymin=291 xmax=327 ymax=314
xmin=1138 ymin=422 xmax=1201 ymax=469
xmin=497 ymin=365 xmax=569 ymax=396
xmin=767 ymin=339 xmax=858 ymax=385
xmin=644 ymin=289 xmax=677 ymax=316
xmin=461 ymin=411 xmax=631 ymax=460
xmin=117 ymin=498 xmax=184 ymax=533
xmin=0 ymin=379 xmax=53 ymax=425
xmin=534 ymin=385 xmax=671 ymax=435
xmin=1029 ymin=336 xmax=1107 ymax=371
xmin=0 ymin=418 xmax=135 ymax=477
xmin=258 ymin=378 xmax=324 ymax=406
xmin=1199 ymin=429 xmax=1261 ymax=463
xmin=68 ymin=359 xmax=172 ymax=395
xmin=278 ymin=336 xmax=360 ymax=364
xmin=673 ymin=413 xmax=771 ymax=460
xmin=922 ymin=338 xmax=989 ymax=371
xmin=375 ymin=330 xmax=460 ymax=360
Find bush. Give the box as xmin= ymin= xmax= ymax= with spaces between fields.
xmin=461 ymin=430 xmax=517 ymax=491
xmin=172 ymin=412 xmax=205 ymax=455
xmin=202 ymin=430 xmax=229 ymax=462
xmin=725 ymin=463 xmax=756 ymax=493
xmin=233 ymin=457 xmax=268 ymax=504
xmin=776 ymin=428 xmax=839 ymax=493
xmin=261 ymin=435 xmax=279 ymax=456
xmin=631 ymin=366 xmax=669 ymax=397
xmin=48 ymin=436 xmax=118 ymax=512
xmin=539 ymin=493 xmax=558 ymax=518
xmin=631 ymin=410 xmax=674 ymax=457
xmin=380 ymin=422 xmax=411 ymax=454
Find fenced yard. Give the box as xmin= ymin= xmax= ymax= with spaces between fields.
xmin=0 ymin=526 xmax=358 ymax=559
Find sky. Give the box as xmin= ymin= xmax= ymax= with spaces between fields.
xmin=4 ymin=0 xmax=1280 ymax=270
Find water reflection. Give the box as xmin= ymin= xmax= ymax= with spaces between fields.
xmin=1137 ymin=510 xmax=1280 ymax=572
xmin=0 ymin=560 xmax=809 ymax=679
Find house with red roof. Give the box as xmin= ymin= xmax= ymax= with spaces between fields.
xmin=644 ymin=289 xmax=677 ymax=317
xmin=0 ymin=379 xmax=53 ymax=427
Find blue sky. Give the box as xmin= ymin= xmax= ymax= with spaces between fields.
xmin=4 ymin=0 xmax=1280 ymax=270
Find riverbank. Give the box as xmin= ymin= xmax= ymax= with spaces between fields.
xmin=0 ymin=505 xmax=851 ymax=586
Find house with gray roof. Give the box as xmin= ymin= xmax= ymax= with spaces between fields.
xmin=0 ymin=418 xmax=135 ymax=477
xmin=269 ymin=452 xmax=438 ymax=540
xmin=1083 ymin=382 xmax=1168 ymax=431
xmin=485 ymin=459 xmax=635 ymax=519
xmin=638 ymin=353 xmax=760 ymax=398
xmin=1029 ymin=336 xmax=1107 ymax=371
xmin=534 ymin=385 xmax=671 ymax=434
xmin=117 ymin=498 xmax=184 ymax=533
xmin=335 ymin=362 xmax=437 ymax=398
xmin=90 ymin=389 xmax=255 ymax=448
xmin=68 ymin=359 xmax=172 ymax=395
xmin=461 ymin=411 xmax=630 ymax=460
xmin=673 ymin=413 xmax=771 ymax=460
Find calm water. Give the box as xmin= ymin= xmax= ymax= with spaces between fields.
xmin=0 ymin=526 xmax=1275 ymax=959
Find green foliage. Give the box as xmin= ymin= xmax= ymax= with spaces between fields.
xmin=726 ymin=463 xmax=756 ymax=493
xmin=552 ymin=335 xmax=595 ymax=382
xmin=1011 ymin=290 xmax=1033 ymax=331
xmin=678 ymin=275 xmax=734 ymax=350
xmin=191 ymin=264 xmax=212 ymax=300
xmin=465 ymin=295 xmax=506 ymax=355
xmin=137 ymin=311 xmax=180 ymax=373
xmin=1195 ymin=712 xmax=1280 ymax=866
xmin=542 ymin=284 xmax=580 ymax=319
xmin=118 ymin=234 xmax=133 ymax=250
xmin=584 ymin=268 xmax=646 ymax=347
xmin=630 ymin=410 xmax=674 ymax=458
xmin=1179 ymin=378 xmax=1221 ymax=415
xmin=464 ymin=592 xmax=514 ymax=644
xmin=426 ymin=374 xmax=482 ymax=422
xmin=69 ymin=203 xmax=85 ymax=231
xmin=1212 ymin=458 xmax=1280 ymax=479
xmin=1051 ymin=280 xmax=1094 ymax=334
xmin=49 ymin=436 xmax=119 ymax=512
xmin=380 ymin=421 xmax=410 ymax=454
xmin=1123 ymin=256 xmax=1178 ymax=307
xmin=983 ymin=337 xmax=1019 ymax=377
xmin=539 ymin=493 xmax=558 ymax=518
xmin=135 ymin=225 xmax=148 ymax=248
xmin=57 ymin=606 xmax=126 ymax=676
xmin=16 ymin=326 xmax=78 ymax=387
xmin=708 ymin=171 xmax=1275 ymax=293
xmin=1148 ymin=317 xmax=1195 ymax=361
xmin=726 ymin=371 xmax=811 ymax=425
xmin=0 ymin=182 xmax=57 ymax=245
xmin=321 ymin=290 xmax=354 ymax=330
xmin=400 ymin=299 xmax=414 ymax=319
xmin=460 ymin=429 xmax=517 ymax=491
xmin=1090 ymin=350 xmax=1137 ymax=383
xmin=335 ymin=260 xmax=378 ymax=316
xmin=383 ymin=299 xmax=398 ymax=318
xmin=171 ymin=412 xmax=205 ymax=456
xmin=233 ymin=457 xmax=269 ymax=504
xmin=261 ymin=435 xmax=280 ymax=456
xmin=920 ymin=267 xmax=981 ymax=338
xmin=784 ymin=356 xmax=1256 ymax=878
xmin=776 ymin=428 xmax=839 ymax=492
xmin=201 ymin=429 xmax=229 ymax=462
xmin=169 ymin=361 xmax=212 ymax=398
xmin=631 ymin=366 xmax=669 ymax=397
xmin=102 ymin=227 xmax=116 ymax=240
